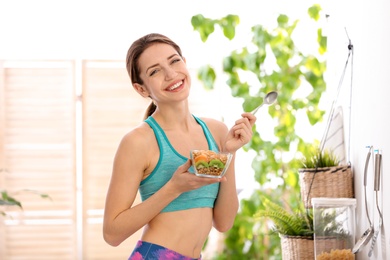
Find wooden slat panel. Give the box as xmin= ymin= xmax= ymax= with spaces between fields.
xmin=0 ymin=62 xmax=7 ymax=256
xmin=83 ymin=61 xmax=147 ymax=209
xmin=4 ymin=225 xmax=75 ymax=260
xmin=0 ymin=61 xmax=76 ymax=260
xmin=84 ymin=222 xmax=142 ymax=260
xmin=82 ymin=61 xmax=148 ymax=259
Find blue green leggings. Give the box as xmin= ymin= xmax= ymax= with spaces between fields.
xmin=128 ymin=240 xmax=201 ymax=260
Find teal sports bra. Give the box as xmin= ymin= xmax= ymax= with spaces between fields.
xmin=139 ymin=116 xmax=220 ymax=213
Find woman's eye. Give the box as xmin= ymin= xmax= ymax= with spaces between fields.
xmin=149 ymin=69 xmax=159 ymax=76
xmin=171 ymin=58 xmax=181 ymax=64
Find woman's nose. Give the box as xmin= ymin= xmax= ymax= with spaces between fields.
xmin=164 ymin=67 xmax=177 ymax=80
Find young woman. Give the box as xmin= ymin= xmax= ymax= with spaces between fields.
xmin=103 ymin=33 xmax=256 ymax=260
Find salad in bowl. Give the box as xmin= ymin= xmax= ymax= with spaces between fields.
xmin=190 ymin=149 xmax=233 ymax=178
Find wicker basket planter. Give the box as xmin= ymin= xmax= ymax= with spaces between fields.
xmin=280 ymin=235 xmax=314 ymax=260
xmin=298 ymin=165 xmax=354 ymax=208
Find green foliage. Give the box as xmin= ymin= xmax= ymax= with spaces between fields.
xmin=0 ymin=191 xmax=22 ymax=208
xmin=300 ymin=146 xmax=340 ymax=169
xmin=212 ymin=190 xmax=284 ymax=260
xmin=308 ymin=4 xmax=321 ymax=21
xmin=191 ymin=14 xmax=239 ymax=42
xmin=0 ymin=189 xmax=51 ymax=216
xmin=254 ymin=197 xmax=313 ymax=237
xmin=308 ymin=4 xmax=327 ymax=55
xmin=197 ymin=65 xmax=216 ymax=90
xmin=315 ymin=209 xmax=350 ymax=237
xmin=191 ymin=4 xmax=327 ymax=259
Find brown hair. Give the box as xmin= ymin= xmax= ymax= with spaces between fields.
xmin=125 ymin=33 xmax=183 ymax=119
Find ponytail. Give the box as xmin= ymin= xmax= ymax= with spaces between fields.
xmin=143 ymin=102 xmax=157 ymax=120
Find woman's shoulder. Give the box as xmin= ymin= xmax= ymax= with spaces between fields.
xmin=113 ymin=122 xmax=158 ymax=182
xmin=119 ymin=122 xmax=155 ymax=149
xmin=198 ymin=116 xmax=228 ymax=136
xmin=198 ymin=116 xmax=227 ymax=128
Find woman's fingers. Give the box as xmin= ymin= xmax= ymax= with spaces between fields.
xmin=170 ymin=160 xmax=222 ymax=193
xmin=240 ymin=112 xmax=257 ymax=126
xmin=225 ymin=113 xmax=256 ymax=152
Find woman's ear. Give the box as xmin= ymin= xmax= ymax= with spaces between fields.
xmin=133 ymin=83 xmax=150 ymax=98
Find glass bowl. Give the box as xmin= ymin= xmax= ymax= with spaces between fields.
xmin=190 ymin=149 xmax=233 ymax=178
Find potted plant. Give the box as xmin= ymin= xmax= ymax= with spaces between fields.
xmin=298 ymin=145 xmax=354 ymax=208
xmin=254 ymin=197 xmax=354 ymax=260
xmin=254 ymin=197 xmax=314 ymax=260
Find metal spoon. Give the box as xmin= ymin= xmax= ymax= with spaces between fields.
xmin=368 ymin=151 xmax=383 ymax=257
xmin=251 ymin=91 xmax=278 ymax=115
xmin=353 ymin=146 xmax=375 ymax=254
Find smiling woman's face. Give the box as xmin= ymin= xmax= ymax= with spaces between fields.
xmin=134 ymin=43 xmax=191 ymax=103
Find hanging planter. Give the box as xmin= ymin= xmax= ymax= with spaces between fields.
xmin=298 ymin=147 xmax=354 ymax=208
xmin=299 ymin=33 xmax=356 ymax=209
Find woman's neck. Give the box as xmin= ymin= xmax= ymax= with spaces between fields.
xmin=151 ymin=104 xmax=194 ymax=131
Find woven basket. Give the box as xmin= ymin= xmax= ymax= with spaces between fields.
xmin=280 ymin=235 xmax=314 ymax=260
xmin=299 ymin=165 xmax=354 ymax=208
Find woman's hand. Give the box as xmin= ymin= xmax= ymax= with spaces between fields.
xmin=224 ymin=112 xmax=256 ymax=153
xmin=168 ymin=159 xmax=225 ymax=194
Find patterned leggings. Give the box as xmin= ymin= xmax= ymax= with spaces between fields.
xmin=128 ymin=240 xmax=201 ymax=260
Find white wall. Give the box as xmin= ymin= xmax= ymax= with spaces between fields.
xmin=326 ymin=0 xmax=390 ymax=258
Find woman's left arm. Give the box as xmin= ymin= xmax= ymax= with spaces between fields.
xmin=211 ymin=113 xmax=256 ymax=231
xmin=212 ymin=156 xmax=239 ymax=232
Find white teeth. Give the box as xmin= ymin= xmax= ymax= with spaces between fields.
xmin=167 ymin=81 xmax=182 ymax=91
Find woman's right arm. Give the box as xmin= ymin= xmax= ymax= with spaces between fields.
xmin=102 ymin=127 xmax=182 ymax=246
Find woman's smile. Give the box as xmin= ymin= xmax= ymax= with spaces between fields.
xmin=166 ymin=80 xmax=184 ymax=92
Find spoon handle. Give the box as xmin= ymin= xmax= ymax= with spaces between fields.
xmin=251 ymin=104 xmax=263 ymax=115
xmin=368 ymin=229 xmax=380 ymax=257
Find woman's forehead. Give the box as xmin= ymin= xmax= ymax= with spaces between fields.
xmin=139 ymin=43 xmax=178 ymax=68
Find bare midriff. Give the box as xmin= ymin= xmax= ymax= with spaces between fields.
xmin=141 ymin=207 xmax=213 ymax=258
